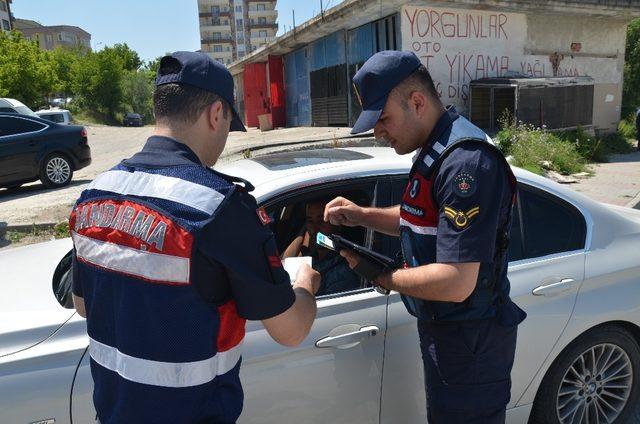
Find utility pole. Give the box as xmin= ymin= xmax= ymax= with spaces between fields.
xmin=320 ymin=0 xmax=324 ymax=20
xmin=293 ymin=10 xmax=296 ymax=37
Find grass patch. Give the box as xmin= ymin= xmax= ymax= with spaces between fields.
xmin=2 ymin=222 xmax=70 ymax=247
xmin=495 ymin=115 xmax=586 ymax=175
xmin=495 ymin=111 xmax=635 ymax=175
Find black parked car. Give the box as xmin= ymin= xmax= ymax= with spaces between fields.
xmin=122 ymin=112 xmax=143 ymax=127
xmin=0 ymin=113 xmax=91 ymax=190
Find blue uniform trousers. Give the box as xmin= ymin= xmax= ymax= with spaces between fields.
xmin=417 ymin=317 xmax=518 ymax=423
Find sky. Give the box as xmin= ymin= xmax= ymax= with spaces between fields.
xmin=10 ymin=0 xmax=342 ymax=62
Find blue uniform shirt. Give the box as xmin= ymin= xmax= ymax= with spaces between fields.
xmin=73 ymin=135 xmax=295 ymax=320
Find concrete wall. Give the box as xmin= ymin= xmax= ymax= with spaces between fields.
xmin=401 ymin=3 xmax=628 ymax=130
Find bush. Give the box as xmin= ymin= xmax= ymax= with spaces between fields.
xmin=495 ymin=114 xmax=586 ymax=175
xmin=618 ymin=112 xmax=637 ymax=140
xmin=557 ymin=127 xmax=605 ymax=162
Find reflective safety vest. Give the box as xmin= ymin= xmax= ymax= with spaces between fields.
xmin=399 ymin=113 xmax=517 ymax=322
xmin=70 ymin=162 xmax=247 ymax=424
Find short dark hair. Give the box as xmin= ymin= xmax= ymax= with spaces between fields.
xmin=153 ymin=58 xmax=229 ymax=127
xmin=392 ymin=65 xmax=440 ymax=107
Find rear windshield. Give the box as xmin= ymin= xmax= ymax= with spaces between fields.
xmin=251 ymin=149 xmax=372 ymax=171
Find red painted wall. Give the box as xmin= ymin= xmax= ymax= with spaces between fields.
xmin=268 ymin=55 xmax=286 ymax=128
xmin=243 ymin=63 xmax=269 ymax=128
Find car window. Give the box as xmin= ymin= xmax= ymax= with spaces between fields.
xmin=39 ymin=114 xmax=54 ymax=122
xmin=52 ymin=113 xmax=65 ymax=123
xmin=519 ymin=184 xmax=586 ymax=259
xmin=0 ymin=116 xmax=46 ymax=137
xmin=265 ymin=179 xmax=377 ymax=298
xmin=52 ymin=249 xmax=75 ymax=309
xmin=0 ymin=107 xmax=15 ymax=113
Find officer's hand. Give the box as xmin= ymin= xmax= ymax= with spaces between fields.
xmin=294 ymin=262 xmax=321 ymax=296
xmin=323 ymin=197 xmax=363 ymax=227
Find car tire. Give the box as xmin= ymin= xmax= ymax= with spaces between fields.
xmin=40 ymin=154 xmax=74 ymax=188
xmin=530 ymin=325 xmax=640 ymax=424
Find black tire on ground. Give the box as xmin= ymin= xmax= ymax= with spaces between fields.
xmin=530 ymin=325 xmax=640 ymax=424
xmin=40 ymin=154 xmax=74 ymax=188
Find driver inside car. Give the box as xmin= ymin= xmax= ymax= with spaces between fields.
xmin=282 ymin=199 xmax=361 ymax=296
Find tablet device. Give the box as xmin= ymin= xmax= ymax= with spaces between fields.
xmin=316 ymin=232 xmax=397 ymax=281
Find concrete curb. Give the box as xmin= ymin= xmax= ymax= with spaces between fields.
xmin=0 ymin=222 xmax=60 ymax=237
xmin=624 ymin=191 xmax=640 ymax=209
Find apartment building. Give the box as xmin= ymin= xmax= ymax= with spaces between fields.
xmin=0 ymin=0 xmax=12 ymax=32
xmin=14 ymin=18 xmax=91 ymax=50
xmin=198 ymin=0 xmax=278 ymax=65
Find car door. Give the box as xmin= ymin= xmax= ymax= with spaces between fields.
xmin=0 ymin=115 xmax=47 ymax=184
xmin=378 ymin=177 xmax=587 ymax=423
xmin=238 ymin=178 xmax=388 ymax=424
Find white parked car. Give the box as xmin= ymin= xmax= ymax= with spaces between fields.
xmin=36 ymin=109 xmax=74 ymax=125
xmin=0 ymin=98 xmax=38 ymax=117
xmin=1 ymin=147 xmax=639 ymax=424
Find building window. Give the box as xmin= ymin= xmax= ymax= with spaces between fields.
xmin=2 ymin=19 xmax=9 ymax=31
xmin=259 ymin=30 xmax=267 ymax=38
xmin=235 ymin=5 xmax=242 ymax=12
xmin=214 ymin=45 xmax=223 ymax=52
xmin=46 ymin=34 xmax=53 ymax=43
xmin=257 ymin=4 xmax=265 ymax=11
xmin=258 ymin=17 xmax=267 ymax=24
xmin=236 ymin=18 xmax=243 ymax=27
xmin=212 ymin=18 xmax=221 ymax=25
xmin=0 ymin=1 xmax=7 ymax=12
xmin=216 ymin=58 xmax=224 ymax=64
xmin=213 ymin=32 xmax=221 ymax=40
xmin=211 ymin=5 xmax=220 ymax=14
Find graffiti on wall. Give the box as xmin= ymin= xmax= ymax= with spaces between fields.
xmin=401 ymin=6 xmax=586 ymax=109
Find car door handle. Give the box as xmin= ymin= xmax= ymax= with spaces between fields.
xmin=315 ymin=325 xmax=379 ymax=349
xmin=532 ymin=278 xmax=578 ymax=296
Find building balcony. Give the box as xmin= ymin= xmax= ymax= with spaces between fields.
xmin=248 ymin=8 xmax=278 ymax=19
xmin=199 ymin=11 xmax=232 ymax=18
xmin=248 ymin=22 xmax=278 ymax=30
xmin=201 ymin=36 xmax=234 ymax=45
xmin=249 ymin=36 xmax=273 ymax=45
xmin=200 ymin=23 xmax=232 ymax=32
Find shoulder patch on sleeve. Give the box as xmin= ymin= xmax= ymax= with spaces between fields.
xmin=256 ymin=207 xmax=271 ymax=225
xmin=444 ymin=205 xmax=480 ymax=229
xmin=452 ymin=171 xmax=477 ymax=198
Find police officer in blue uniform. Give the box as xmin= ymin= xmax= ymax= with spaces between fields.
xmin=325 ymin=51 xmax=527 ymax=423
xmin=71 ymin=51 xmax=320 ymax=424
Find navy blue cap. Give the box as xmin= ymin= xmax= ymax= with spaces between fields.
xmin=351 ymin=51 xmax=422 ymax=134
xmin=156 ymin=51 xmax=246 ymax=132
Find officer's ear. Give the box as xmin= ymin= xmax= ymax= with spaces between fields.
xmin=408 ymin=90 xmax=428 ymax=117
xmin=206 ymin=100 xmax=226 ymax=131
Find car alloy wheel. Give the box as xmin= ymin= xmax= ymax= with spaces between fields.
xmin=556 ymin=343 xmax=633 ymax=424
xmin=46 ymin=157 xmax=72 ymax=185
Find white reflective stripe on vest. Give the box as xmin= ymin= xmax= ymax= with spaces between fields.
xmin=400 ymin=218 xmax=438 ymax=235
xmin=72 ymin=231 xmax=190 ymax=284
xmin=89 ymin=337 xmax=243 ymax=388
xmin=87 ymin=170 xmax=225 ymax=215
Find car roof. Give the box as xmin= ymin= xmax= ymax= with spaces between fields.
xmin=217 ymin=146 xmax=600 ymax=208
xmin=36 ymin=109 xmax=70 ymax=115
xmin=0 ymin=98 xmax=27 ymax=107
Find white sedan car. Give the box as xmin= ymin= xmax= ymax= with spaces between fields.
xmin=1 ymin=147 xmax=640 ymax=424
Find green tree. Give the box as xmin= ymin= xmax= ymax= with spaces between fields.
xmin=122 ymin=69 xmax=154 ymax=123
xmin=0 ymin=31 xmax=56 ymax=108
xmin=111 ymin=43 xmax=142 ymax=71
xmin=73 ymin=47 xmax=125 ymax=118
xmin=50 ymin=46 xmax=80 ymax=97
xmin=623 ymin=18 xmax=640 ymax=114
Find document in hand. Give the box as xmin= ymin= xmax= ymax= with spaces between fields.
xmin=283 ymin=256 xmax=313 ymax=283
xmin=316 ymin=232 xmax=397 ymax=281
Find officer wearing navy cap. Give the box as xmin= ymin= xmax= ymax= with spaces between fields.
xmin=325 ymin=50 xmax=527 ymax=423
xmin=71 ymin=51 xmax=320 ymax=424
